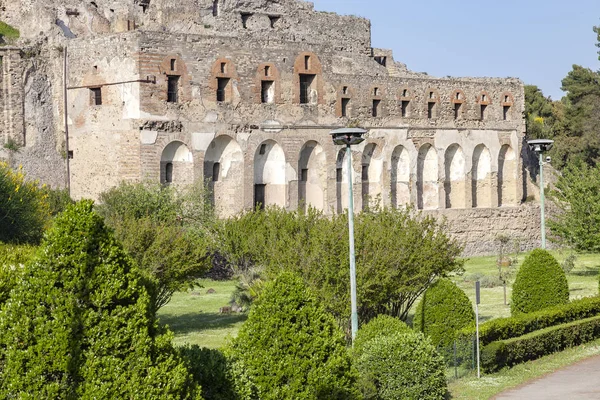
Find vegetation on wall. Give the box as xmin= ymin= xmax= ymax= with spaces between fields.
xmin=0 ymin=21 xmax=19 ymax=42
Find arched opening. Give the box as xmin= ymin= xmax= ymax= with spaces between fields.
xmin=204 ymin=135 xmax=244 ymax=215
xmin=391 ymin=146 xmax=410 ymax=208
xmin=417 ymin=144 xmax=439 ymax=210
xmin=161 ymin=141 xmax=194 ymax=186
xmin=254 ymin=140 xmax=286 ymax=209
xmin=298 ymin=141 xmax=326 ymax=212
xmin=472 ymin=144 xmax=493 ymax=208
xmin=498 ymin=145 xmax=518 ymax=206
xmin=444 ymin=144 xmax=466 ymax=209
xmin=361 ymin=143 xmax=383 ymax=210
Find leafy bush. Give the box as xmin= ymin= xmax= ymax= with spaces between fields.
xmin=481 ymin=315 xmax=600 ymax=373
xmin=355 ymin=332 xmax=447 ymax=400
xmin=0 ymin=21 xmax=19 ymax=41
xmin=0 ymin=162 xmax=50 ymax=244
xmin=461 ymin=295 xmax=600 ymax=346
xmin=352 ymin=314 xmax=410 ymax=358
xmin=42 ymin=187 xmax=74 ymax=216
xmin=0 ymin=243 xmax=36 ymax=304
xmin=413 ymin=278 xmax=475 ymax=349
xmin=227 ymin=272 xmax=359 ymax=400
xmin=0 ymin=201 xmax=200 ymax=399
xmin=511 ymin=249 xmax=569 ymax=315
xmin=179 ymin=345 xmax=236 ymax=400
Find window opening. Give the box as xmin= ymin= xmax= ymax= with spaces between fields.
xmin=167 ymin=76 xmax=179 ymax=103
xmin=264 ymin=65 xmax=271 ymax=77
xmin=304 ymin=55 xmax=310 ymax=70
xmin=402 ymin=89 xmax=408 ymax=97
xmin=481 ymin=94 xmax=487 ymax=102
xmin=480 ymin=104 xmax=487 ymax=120
xmin=212 ymin=162 xmax=220 ymax=181
xmin=220 ymin=62 xmax=227 ymax=74
xmin=401 ymin=100 xmax=409 ymax=117
xmin=503 ymin=105 xmax=510 ymax=121
xmin=454 ymin=103 xmax=461 ymax=119
xmin=301 ymin=169 xmax=308 ymax=182
xmin=68 ymin=150 xmax=74 ymax=159
xmin=374 ymin=87 xmax=379 ymax=96
xmin=372 ymin=99 xmax=381 ymax=117
xmin=429 ymin=91 xmax=435 ymax=99
xmin=299 ymin=74 xmax=315 ymax=104
xmin=170 ymin=59 xmax=176 ymax=71
xmin=427 ymin=102 xmax=435 ymax=119
xmin=259 ymin=143 xmax=267 ymax=155
xmin=374 ymin=56 xmax=387 ymax=67
xmin=165 ymin=162 xmax=173 ymax=183
xmin=261 ymin=80 xmax=274 ymax=103
xmin=336 ymin=168 xmax=343 ymax=183
xmin=341 ymin=98 xmax=350 ymax=117
xmin=342 ymin=86 xmax=348 ymax=95
xmin=241 ymin=13 xmax=252 ymax=29
xmin=212 ymin=0 xmax=219 ymax=17
xmin=254 ymin=184 xmax=266 ymax=210
xmin=90 ymin=87 xmax=102 ymax=106
xmin=268 ymin=15 xmax=280 ymax=28
xmin=216 ymin=77 xmax=229 ymax=102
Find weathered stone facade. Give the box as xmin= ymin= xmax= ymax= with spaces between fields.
xmin=0 ymin=0 xmax=542 ymax=255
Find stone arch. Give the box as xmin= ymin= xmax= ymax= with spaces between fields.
xmin=254 ymin=140 xmax=286 ymax=209
xmin=335 ymin=148 xmax=355 ymax=213
xmin=444 ymin=144 xmax=466 ymax=209
xmin=361 ymin=143 xmax=383 ymax=210
xmin=298 ymin=141 xmax=327 ymax=212
xmin=498 ymin=145 xmax=518 ymax=206
xmin=160 ymin=141 xmax=194 ymax=186
xmin=417 ymin=144 xmax=439 ymax=210
xmin=204 ymin=135 xmax=244 ymax=215
xmin=391 ymin=145 xmax=410 ymax=208
xmin=472 ymin=144 xmax=493 ymax=208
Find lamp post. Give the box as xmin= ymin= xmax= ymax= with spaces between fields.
xmin=330 ymin=127 xmax=367 ymax=343
xmin=527 ymin=139 xmax=554 ymax=249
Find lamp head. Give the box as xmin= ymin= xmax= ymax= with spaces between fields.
xmin=527 ymin=139 xmax=554 ymax=153
xmin=330 ymin=128 xmax=367 ymax=146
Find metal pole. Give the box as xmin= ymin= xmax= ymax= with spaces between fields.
xmin=346 ymin=144 xmax=358 ymax=343
xmin=539 ymin=152 xmax=545 ymax=249
xmin=475 ymin=301 xmax=480 ymax=379
xmin=63 ymin=46 xmax=71 ymax=196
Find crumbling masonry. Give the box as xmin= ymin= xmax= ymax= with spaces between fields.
xmin=0 ymin=0 xmax=543 ymax=254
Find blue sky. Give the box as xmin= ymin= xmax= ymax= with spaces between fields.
xmin=310 ymin=0 xmax=600 ymax=100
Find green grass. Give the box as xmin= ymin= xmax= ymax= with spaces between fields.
xmin=157 ymin=279 xmax=245 ymax=349
xmin=0 ymin=21 xmax=19 ymax=42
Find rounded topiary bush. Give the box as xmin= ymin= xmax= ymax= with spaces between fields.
xmin=413 ymin=278 xmax=475 ymax=350
xmin=227 ymin=272 xmax=359 ymax=400
xmin=356 ymin=331 xmax=447 ymax=400
xmin=353 ymin=314 xmax=410 ymax=358
xmin=511 ymin=249 xmax=569 ymax=315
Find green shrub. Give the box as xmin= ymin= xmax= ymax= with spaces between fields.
xmin=227 ymin=272 xmax=359 ymax=400
xmin=0 ymin=243 xmax=36 ymax=304
xmin=0 ymin=201 xmax=201 ymax=399
xmin=511 ymin=249 xmax=569 ymax=315
xmin=462 ymin=295 xmax=600 ymax=346
xmin=179 ymin=345 xmax=236 ymax=400
xmin=0 ymin=162 xmax=50 ymax=244
xmin=413 ymin=278 xmax=475 ymax=349
xmin=0 ymin=21 xmax=19 ymax=41
xmin=353 ymin=314 xmax=410 ymax=358
xmin=355 ymin=331 xmax=447 ymax=400
xmin=43 ymin=187 xmax=74 ymax=216
xmin=481 ymin=315 xmax=600 ymax=373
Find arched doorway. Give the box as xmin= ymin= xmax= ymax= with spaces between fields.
xmin=204 ymin=135 xmax=244 ymax=215
xmin=472 ymin=144 xmax=493 ymax=208
xmin=417 ymin=144 xmax=439 ymax=210
xmin=161 ymin=141 xmax=194 ymax=186
xmin=361 ymin=143 xmax=383 ymax=210
xmin=391 ymin=145 xmax=410 ymax=208
xmin=254 ymin=140 xmax=286 ymax=209
xmin=498 ymin=145 xmax=518 ymax=206
xmin=444 ymin=144 xmax=466 ymax=209
xmin=298 ymin=141 xmax=326 ymax=212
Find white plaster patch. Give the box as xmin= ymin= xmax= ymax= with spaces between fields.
xmin=140 ymin=130 xmax=158 ymax=145
xmin=191 ymin=132 xmax=216 ymax=152
xmin=204 ymin=112 xmax=218 ymax=123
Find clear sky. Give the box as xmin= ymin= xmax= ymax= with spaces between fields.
xmin=310 ymin=0 xmax=600 ymax=100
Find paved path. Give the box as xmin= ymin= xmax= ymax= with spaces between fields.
xmin=493 ymin=354 xmax=600 ymax=399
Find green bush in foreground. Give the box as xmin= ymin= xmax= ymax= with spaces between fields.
xmin=356 ymin=332 xmax=447 ymax=400
xmin=227 ymin=273 xmax=359 ymax=400
xmin=413 ymin=278 xmax=475 ymax=349
xmin=179 ymin=346 xmax=236 ymax=400
xmin=0 ymin=243 xmax=36 ymax=304
xmin=511 ymin=249 xmax=569 ymax=315
xmin=352 ymin=314 xmax=410 ymax=358
xmin=0 ymin=201 xmax=201 ymax=399
xmin=481 ymin=314 xmax=600 ymax=373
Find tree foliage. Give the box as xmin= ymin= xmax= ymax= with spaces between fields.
xmin=413 ymin=278 xmax=475 ymax=349
xmin=352 ymin=314 xmax=410 ymax=359
xmin=0 ymin=200 xmax=200 ymax=399
xmin=217 ymin=206 xmax=464 ymax=330
xmin=511 ymin=249 xmax=569 ymax=315
xmin=227 ymin=272 xmax=359 ymax=400
xmin=97 ymin=181 xmax=216 ymax=310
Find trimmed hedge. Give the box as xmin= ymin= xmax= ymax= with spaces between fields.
xmin=414 ymin=278 xmax=475 ymax=349
xmin=481 ymin=314 xmax=600 ymax=373
xmin=353 ymin=314 xmax=410 ymax=358
xmin=511 ymin=249 xmax=569 ymax=315
xmin=460 ymin=295 xmax=600 ymax=346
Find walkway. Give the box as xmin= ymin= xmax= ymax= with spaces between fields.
xmin=493 ymin=354 xmax=600 ymax=399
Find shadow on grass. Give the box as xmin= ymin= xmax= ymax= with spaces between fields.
xmin=571 ymin=267 xmax=600 ymax=277
xmin=158 ymin=312 xmax=247 ymax=335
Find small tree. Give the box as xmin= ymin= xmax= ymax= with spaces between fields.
xmin=227 ymin=272 xmax=359 ymax=400
xmin=0 ymin=201 xmax=200 ymax=399
xmin=352 ymin=314 xmax=410 ymax=359
xmin=511 ymin=249 xmax=569 ymax=315
xmin=413 ymin=278 xmax=475 ymax=350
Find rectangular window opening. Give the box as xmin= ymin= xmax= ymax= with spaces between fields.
xmin=264 ymin=65 xmax=271 ymax=76
xmin=503 ymin=105 xmax=510 ymax=121
xmin=261 ymin=80 xmax=274 ymax=104
xmin=454 ymin=103 xmax=461 ymax=120
xmin=480 ymin=104 xmax=487 ymax=120
xmin=372 ymin=99 xmax=381 ymax=117
xmin=212 ymin=0 xmax=219 ymax=17
xmin=90 ymin=87 xmax=102 ymax=106
xmin=299 ymin=74 xmax=315 ymax=104
xmin=220 ymin=62 xmax=227 ymax=74
xmin=217 ymin=77 xmax=230 ymax=102
xmin=341 ymin=98 xmax=350 ymax=117
xmin=427 ymin=102 xmax=435 ymax=119
xmin=304 ymin=55 xmax=311 ymax=70
xmin=254 ymin=184 xmax=266 ymax=210
xmin=241 ymin=13 xmax=252 ymax=29
xmin=170 ymin=59 xmax=176 ymax=71
xmin=212 ymin=162 xmax=220 ymax=182
xmin=301 ymin=169 xmax=308 ymax=182
xmin=336 ymin=168 xmax=343 ymax=183
xmin=268 ymin=15 xmax=280 ymax=28
xmin=374 ymin=56 xmax=387 ymax=67
xmin=259 ymin=143 xmax=267 ymax=155
xmin=167 ymin=76 xmax=179 ymax=103
xmin=401 ymin=100 xmax=409 ymax=117
xmin=68 ymin=150 xmax=74 ymax=159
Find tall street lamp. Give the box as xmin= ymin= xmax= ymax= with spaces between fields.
xmin=330 ymin=127 xmax=367 ymax=343
xmin=527 ymin=139 xmax=554 ymax=249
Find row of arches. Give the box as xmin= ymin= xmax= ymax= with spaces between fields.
xmin=159 ymin=137 xmax=518 ymax=215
